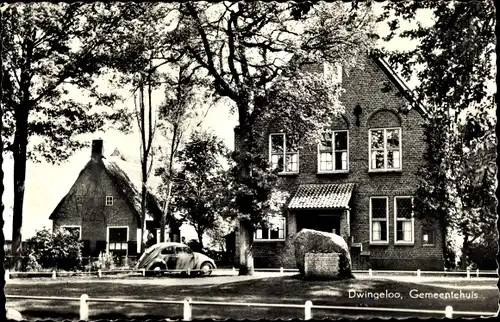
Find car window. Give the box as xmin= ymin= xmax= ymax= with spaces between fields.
xmin=176 ymin=247 xmax=192 ymax=254
xmin=161 ymin=246 xmax=175 ymax=255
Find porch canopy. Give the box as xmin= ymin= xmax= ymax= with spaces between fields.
xmin=288 ymin=183 xmax=355 ymax=210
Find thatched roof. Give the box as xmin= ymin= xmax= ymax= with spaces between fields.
xmin=49 ymin=155 xmax=172 ymax=226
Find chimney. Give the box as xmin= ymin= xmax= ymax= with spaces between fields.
xmin=91 ymin=139 xmax=103 ymax=161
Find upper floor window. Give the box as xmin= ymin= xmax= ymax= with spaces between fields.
xmin=318 ymin=131 xmax=348 ymax=172
xmin=394 ymin=197 xmax=414 ymax=244
xmin=105 ymin=196 xmax=114 ymax=206
xmin=255 ymin=216 xmax=286 ymax=241
xmin=370 ymin=197 xmax=388 ymax=244
xmin=269 ymin=133 xmax=298 ymax=173
xmin=369 ymin=128 xmax=401 ymax=171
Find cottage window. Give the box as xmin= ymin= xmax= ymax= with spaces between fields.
xmin=61 ymin=225 xmax=81 ymax=239
xmin=318 ymin=131 xmax=348 ymax=172
xmin=394 ymin=197 xmax=414 ymax=244
xmin=370 ymin=197 xmax=388 ymax=244
xmin=422 ymin=229 xmax=435 ymax=246
xmin=269 ymin=133 xmax=298 ymax=173
xmin=107 ymin=226 xmax=128 ymax=256
xmin=255 ymin=216 xmax=286 ymax=241
xmin=369 ymin=128 xmax=402 ymax=171
xmin=105 ymin=196 xmax=113 ymax=206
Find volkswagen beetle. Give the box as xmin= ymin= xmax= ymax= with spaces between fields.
xmin=136 ymin=242 xmax=216 ymax=276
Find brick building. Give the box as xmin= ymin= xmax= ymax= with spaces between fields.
xmin=237 ymin=54 xmax=444 ymax=270
xmin=49 ymin=140 xmax=180 ymax=257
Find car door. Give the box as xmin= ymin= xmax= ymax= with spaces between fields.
xmin=160 ymin=246 xmax=176 ymax=270
xmin=175 ymin=246 xmax=195 ymax=270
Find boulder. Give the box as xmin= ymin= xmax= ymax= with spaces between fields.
xmin=294 ymin=229 xmax=353 ymax=279
xmin=7 ymin=308 xmax=23 ymax=321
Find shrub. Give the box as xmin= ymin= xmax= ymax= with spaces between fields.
xmin=23 ymin=227 xmax=83 ymax=271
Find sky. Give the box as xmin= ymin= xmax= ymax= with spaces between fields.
xmin=1 ymin=2 xmax=472 ymax=241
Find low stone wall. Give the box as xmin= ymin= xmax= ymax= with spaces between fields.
xmin=304 ymin=253 xmax=340 ymax=280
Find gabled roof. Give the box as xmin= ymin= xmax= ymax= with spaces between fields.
xmin=371 ymin=54 xmax=428 ymax=117
xmin=288 ymin=183 xmax=355 ymax=210
xmin=49 ymin=156 xmax=169 ymax=225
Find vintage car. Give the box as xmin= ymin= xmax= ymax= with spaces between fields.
xmin=136 ymin=242 xmax=216 ymax=276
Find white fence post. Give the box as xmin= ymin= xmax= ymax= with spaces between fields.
xmin=476 ymin=269 xmax=479 ymax=278
xmin=445 ymin=306 xmax=453 ymax=318
xmin=304 ymin=300 xmax=313 ymax=320
xmin=52 ymin=271 xmax=56 ymax=280
xmin=280 ymin=267 xmax=284 ymax=275
xmin=80 ymin=294 xmax=89 ymax=321
xmin=232 ymin=267 xmax=236 ymax=273
xmin=187 ymin=268 xmax=191 ymax=276
xmin=417 ymin=269 xmax=421 ymax=278
xmin=98 ymin=270 xmax=102 ymax=278
xmin=5 ymin=270 xmax=10 ymax=281
xmin=466 ymin=268 xmax=470 ymax=279
xmin=142 ymin=268 xmax=145 ymax=277
xmin=368 ymin=269 xmax=373 ymax=277
xmin=183 ymin=297 xmax=192 ymax=321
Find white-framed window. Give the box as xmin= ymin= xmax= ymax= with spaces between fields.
xmin=394 ymin=197 xmax=414 ymax=244
xmin=422 ymin=229 xmax=436 ymax=246
xmin=323 ymin=62 xmax=342 ymax=84
xmin=269 ymin=133 xmax=299 ymax=173
xmin=254 ymin=216 xmax=286 ymax=241
xmin=369 ymin=128 xmax=402 ymax=171
xmin=156 ymin=229 xmax=170 ymax=243
xmin=369 ymin=197 xmax=388 ymax=244
xmin=61 ymin=225 xmax=82 ymax=239
xmin=105 ymin=196 xmax=114 ymax=206
xmin=318 ymin=130 xmax=349 ymax=172
xmin=107 ymin=226 xmax=128 ymax=256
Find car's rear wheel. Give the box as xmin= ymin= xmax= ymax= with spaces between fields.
xmin=200 ymin=262 xmax=214 ymax=276
xmin=147 ymin=264 xmax=165 ymax=277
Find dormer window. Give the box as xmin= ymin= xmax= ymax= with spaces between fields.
xmin=318 ymin=130 xmax=349 ymax=173
xmin=269 ymin=133 xmax=299 ymax=173
xmin=105 ymin=196 xmax=114 ymax=206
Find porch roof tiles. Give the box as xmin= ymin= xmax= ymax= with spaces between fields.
xmin=288 ymin=183 xmax=355 ymax=210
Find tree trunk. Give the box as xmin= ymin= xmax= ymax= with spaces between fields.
xmin=460 ymin=233 xmax=469 ymax=270
xmin=0 ymin=63 xmax=7 ymax=319
xmin=160 ymin=181 xmax=173 ymax=242
xmin=197 ymin=230 xmax=204 ymax=250
xmin=11 ymin=111 xmax=29 ymax=270
xmin=238 ymin=220 xmax=254 ymax=275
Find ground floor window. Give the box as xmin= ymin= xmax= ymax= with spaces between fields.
xmin=255 ymin=216 xmax=286 ymax=241
xmin=61 ymin=225 xmax=81 ymax=239
xmin=422 ymin=229 xmax=435 ymax=246
xmin=108 ymin=226 xmax=128 ymax=256
xmin=370 ymin=197 xmax=388 ymax=243
xmin=395 ymin=197 xmax=414 ymax=244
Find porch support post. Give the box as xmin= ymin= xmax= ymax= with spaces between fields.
xmin=346 ymin=209 xmax=351 ymax=244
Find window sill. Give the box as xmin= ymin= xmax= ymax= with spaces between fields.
xmin=254 ymin=239 xmax=285 ymax=242
xmin=369 ymin=241 xmax=389 ymax=246
xmin=422 ymin=244 xmax=435 ymax=247
xmin=317 ymin=170 xmax=349 ymax=175
xmin=395 ymin=242 xmax=414 ymax=246
xmin=277 ymin=172 xmax=299 ymax=176
xmin=368 ymin=169 xmax=402 ymax=173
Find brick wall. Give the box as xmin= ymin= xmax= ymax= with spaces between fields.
xmin=249 ymin=55 xmax=444 ymax=270
xmin=52 ymin=160 xmax=139 ymax=256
